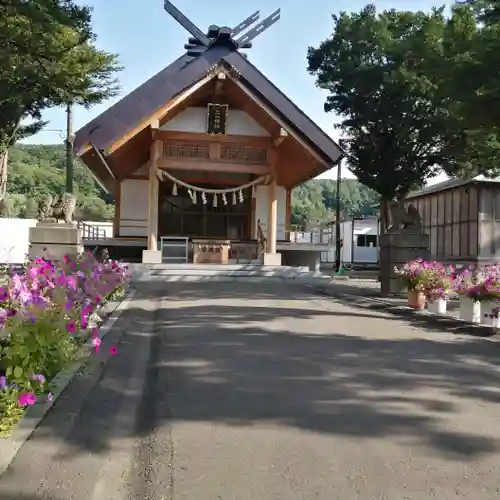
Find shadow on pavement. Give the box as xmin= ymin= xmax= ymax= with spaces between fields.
xmin=322 ymin=288 xmax=498 ymax=338
xmin=9 ymin=281 xmax=500 ymax=465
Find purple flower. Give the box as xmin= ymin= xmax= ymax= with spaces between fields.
xmin=0 ymin=376 xmax=7 ymax=390
xmin=31 ymin=374 xmax=45 ymax=383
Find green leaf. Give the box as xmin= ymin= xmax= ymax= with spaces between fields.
xmin=13 ymin=366 xmax=23 ymax=378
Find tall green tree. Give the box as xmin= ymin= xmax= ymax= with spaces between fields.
xmin=0 ymin=0 xmax=121 ymax=204
xmin=436 ymin=1 xmax=500 ymax=177
xmin=307 ymin=5 xmax=464 ymax=230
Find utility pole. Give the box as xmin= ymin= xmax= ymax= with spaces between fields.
xmin=334 ymin=159 xmax=342 ymax=272
xmin=336 ymin=138 xmax=352 ymax=272
xmin=65 ymin=103 xmax=74 ymax=194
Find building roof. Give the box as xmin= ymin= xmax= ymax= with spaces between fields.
xmin=73 ymin=45 xmax=343 ymax=167
xmin=406 ymin=175 xmax=500 ymax=199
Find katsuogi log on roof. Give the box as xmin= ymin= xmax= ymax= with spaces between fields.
xmin=74 ymin=1 xmax=343 ymax=190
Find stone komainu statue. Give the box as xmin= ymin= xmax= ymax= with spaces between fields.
xmin=37 ymin=193 xmax=76 ymax=224
xmin=98 ymin=247 xmax=110 ymax=262
xmin=388 ymin=201 xmax=422 ymax=232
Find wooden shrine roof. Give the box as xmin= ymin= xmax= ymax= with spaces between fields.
xmin=74 ymin=45 xmax=343 ymax=187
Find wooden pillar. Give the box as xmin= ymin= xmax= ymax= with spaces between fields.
xmin=113 ymin=179 xmax=121 ymax=237
xmin=267 ymin=175 xmax=277 ymax=254
xmin=147 ymin=141 xmax=160 ymax=251
xmin=285 ymin=188 xmax=291 ymax=241
xmin=250 ymin=196 xmax=256 ymax=239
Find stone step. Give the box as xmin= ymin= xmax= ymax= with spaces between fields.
xmin=143 ymin=264 xmax=310 ymax=273
xmin=126 ymin=263 xmax=330 ymax=282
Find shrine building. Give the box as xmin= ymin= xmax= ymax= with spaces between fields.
xmin=73 ymin=3 xmax=343 ymax=267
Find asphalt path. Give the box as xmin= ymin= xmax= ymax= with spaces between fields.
xmin=1 ymin=281 xmax=500 ymax=499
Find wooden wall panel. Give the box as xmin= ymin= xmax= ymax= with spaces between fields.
xmin=445 ymin=190 xmax=453 ymax=224
xmin=469 ymin=186 xmax=479 ymax=221
xmin=459 ymin=189 xmax=469 ymax=222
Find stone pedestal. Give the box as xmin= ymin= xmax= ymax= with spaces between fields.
xmin=29 ymin=222 xmax=83 ymax=261
xmin=379 ymin=230 xmax=430 ymax=296
xmin=142 ymin=249 xmax=162 ymax=264
xmin=262 ymin=253 xmax=282 ymax=266
xmin=281 ymin=250 xmax=320 ymax=272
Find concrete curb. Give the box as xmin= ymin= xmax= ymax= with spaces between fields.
xmin=310 ymin=285 xmax=500 ymax=340
xmin=0 ymin=287 xmax=137 ymax=476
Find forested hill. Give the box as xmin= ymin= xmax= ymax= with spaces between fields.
xmin=2 ymin=144 xmax=379 ymax=223
xmin=3 ymin=144 xmax=115 ymax=220
xmin=291 ymin=179 xmax=379 ymax=224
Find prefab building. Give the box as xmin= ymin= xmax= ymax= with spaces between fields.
xmin=317 ymin=217 xmax=379 ymax=265
xmin=406 ymin=176 xmax=500 ymax=266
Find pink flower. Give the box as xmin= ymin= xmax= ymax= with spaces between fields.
xmin=0 ymin=287 xmax=9 ymax=302
xmin=81 ymin=316 xmax=88 ymax=329
xmin=109 ymin=346 xmax=118 ymax=355
xmin=66 ymin=320 xmax=77 ymax=335
xmin=18 ymin=392 xmax=37 ymax=406
xmin=0 ymin=308 xmax=7 ymax=327
xmin=82 ymin=304 xmax=93 ymax=316
xmin=92 ymin=336 xmax=102 ymax=352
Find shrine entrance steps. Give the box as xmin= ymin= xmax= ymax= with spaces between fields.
xmin=127 ymin=263 xmax=331 ymax=283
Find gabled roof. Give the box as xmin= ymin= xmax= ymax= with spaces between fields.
xmin=406 ymin=175 xmax=500 ymax=199
xmin=74 ymin=45 xmax=229 ymax=153
xmin=74 ymin=46 xmax=343 ymax=166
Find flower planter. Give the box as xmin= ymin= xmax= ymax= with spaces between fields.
xmin=459 ymin=296 xmax=481 ymax=323
xmin=480 ymin=300 xmax=500 ymax=327
xmin=408 ymin=290 xmax=426 ymax=310
xmin=427 ymin=297 xmax=447 ymax=315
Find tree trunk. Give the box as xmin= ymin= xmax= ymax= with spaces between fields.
xmin=380 ymin=197 xmax=391 ymax=234
xmin=0 ymin=148 xmax=7 ymax=203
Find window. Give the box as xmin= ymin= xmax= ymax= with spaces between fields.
xmin=356 ymin=235 xmax=378 ymax=247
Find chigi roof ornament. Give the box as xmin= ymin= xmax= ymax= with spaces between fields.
xmin=163 ymin=0 xmax=280 ymax=58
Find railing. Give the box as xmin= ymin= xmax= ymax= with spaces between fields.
xmin=160 ymin=236 xmax=189 ymax=263
xmin=259 ymin=222 xmax=335 ymax=245
xmin=77 ymin=221 xmax=107 ymax=240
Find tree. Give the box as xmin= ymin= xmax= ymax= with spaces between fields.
xmin=0 ymin=0 xmax=93 ymax=60
xmin=291 ymin=179 xmax=379 ymax=225
xmin=2 ymin=144 xmax=115 ymax=220
xmin=436 ymin=1 xmax=500 ymax=178
xmin=0 ymin=0 xmax=121 ymax=204
xmin=307 ymin=5 xmax=458 ymax=230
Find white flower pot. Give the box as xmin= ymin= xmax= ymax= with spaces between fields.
xmin=427 ymin=298 xmax=447 ymax=315
xmin=480 ymin=300 xmax=500 ymax=326
xmin=459 ymin=296 xmax=481 ymax=323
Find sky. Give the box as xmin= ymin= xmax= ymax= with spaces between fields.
xmin=27 ymin=0 xmax=449 ymax=185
